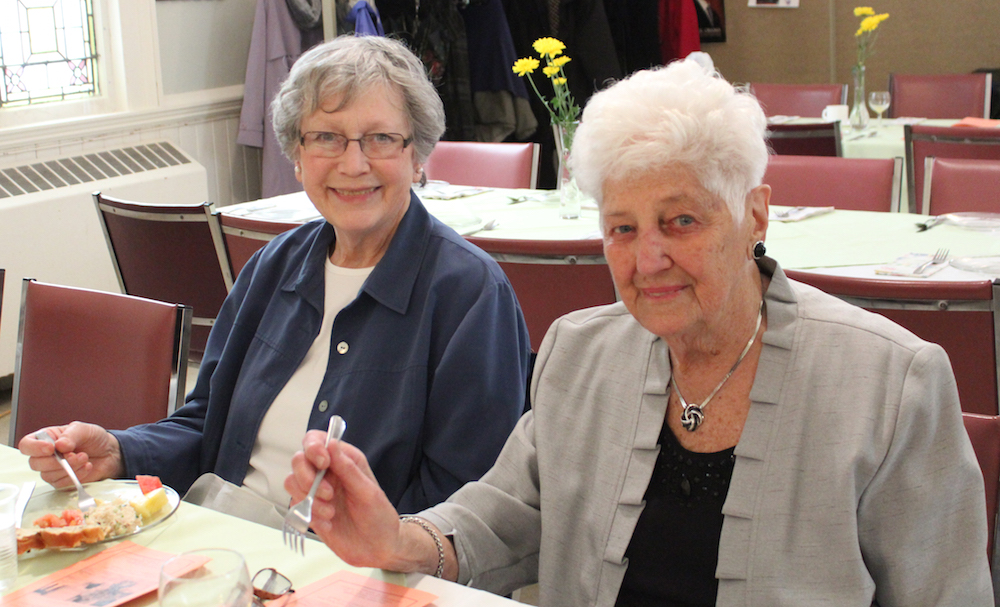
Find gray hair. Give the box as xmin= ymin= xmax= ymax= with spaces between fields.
xmin=271 ymin=35 xmax=445 ymax=163
xmin=570 ymin=59 xmax=768 ymax=222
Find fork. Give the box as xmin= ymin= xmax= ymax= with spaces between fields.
xmin=283 ymin=415 xmax=347 ymax=555
xmin=33 ymin=431 xmax=95 ymax=512
xmin=913 ymin=248 xmax=950 ymax=275
xmin=915 ymin=216 xmax=944 ymax=232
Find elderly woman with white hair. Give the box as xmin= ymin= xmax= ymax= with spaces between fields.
xmin=21 ymin=35 xmax=530 ymax=522
xmin=286 ymin=59 xmax=993 ymax=606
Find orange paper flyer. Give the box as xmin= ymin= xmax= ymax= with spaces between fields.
xmin=292 ymin=570 xmax=438 ymax=607
xmin=4 ymin=541 xmax=200 ymax=607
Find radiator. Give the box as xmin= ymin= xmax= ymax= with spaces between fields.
xmin=0 ymin=142 xmax=209 ymax=377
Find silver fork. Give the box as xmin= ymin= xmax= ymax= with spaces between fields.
xmin=283 ymin=415 xmax=347 ymax=555
xmin=33 ymin=431 xmax=95 ymax=512
xmin=913 ymin=248 xmax=950 ymax=275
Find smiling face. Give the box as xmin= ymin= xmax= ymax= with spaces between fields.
xmin=601 ymin=165 xmax=768 ymax=343
xmin=296 ymin=85 xmax=421 ymax=266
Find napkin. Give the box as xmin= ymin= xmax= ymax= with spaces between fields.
xmin=767 ymin=115 xmax=800 ymax=125
xmin=954 ymin=117 xmax=1000 ymax=128
xmin=875 ymin=253 xmax=949 ymax=277
xmin=769 ymin=206 xmax=834 ymax=222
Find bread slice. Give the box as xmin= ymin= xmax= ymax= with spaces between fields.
xmin=16 ymin=528 xmax=44 ymax=555
xmin=38 ymin=524 xmax=107 ymax=549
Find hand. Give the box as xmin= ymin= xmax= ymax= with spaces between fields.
xmin=19 ymin=422 xmax=125 ymax=487
xmin=284 ymin=431 xmax=406 ymax=568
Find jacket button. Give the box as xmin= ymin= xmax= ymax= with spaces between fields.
xmin=317 ymin=400 xmax=329 ymax=412
xmin=336 ymin=341 xmax=349 ymax=354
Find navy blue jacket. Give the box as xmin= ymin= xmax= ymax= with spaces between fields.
xmin=113 ymin=194 xmax=531 ymax=513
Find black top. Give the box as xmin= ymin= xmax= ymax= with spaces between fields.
xmin=615 ymin=418 xmax=736 ymax=607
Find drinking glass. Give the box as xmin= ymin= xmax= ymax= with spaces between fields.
xmin=868 ymin=91 xmax=891 ymax=129
xmin=159 ymin=548 xmax=252 ymax=607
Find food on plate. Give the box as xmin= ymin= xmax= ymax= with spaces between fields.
xmin=136 ymin=475 xmax=163 ymax=495
xmin=16 ymin=528 xmax=44 ymax=554
xmin=17 ymin=523 xmax=107 ymax=554
xmin=130 ymin=487 xmax=169 ymax=521
xmin=85 ymin=498 xmax=141 ymax=537
xmin=33 ymin=509 xmax=84 ymax=528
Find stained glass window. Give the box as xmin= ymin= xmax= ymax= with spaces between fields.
xmin=0 ymin=0 xmax=98 ymax=107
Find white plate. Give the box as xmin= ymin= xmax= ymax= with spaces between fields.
xmin=949 ymin=256 xmax=1000 ymax=276
xmin=20 ymin=479 xmax=180 ymax=552
xmin=943 ymin=212 xmax=1000 ymax=232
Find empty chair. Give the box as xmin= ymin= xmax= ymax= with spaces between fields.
xmin=767 ymin=122 xmax=843 ymax=157
xmin=10 ymin=279 xmax=191 ymax=446
xmin=750 ymin=83 xmax=848 ymax=117
xmin=904 ymin=124 xmax=1000 ymax=213
xmin=889 ymin=73 xmax=993 ymax=119
xmin=423 ymin=141 xmax=540 ymax=189
xmin=464 ymin=237 xmax=617 ymax=351
xmin=784 ymin=271 xmax=1000 ymax=416
xmin=764 ymin=155 xmax=901 ymax=212
xmin=922 ymin=157 xmax=1000 ymax=216
xmin=218 ymin=213 xmax=301 ymax=278
xmin=962 ymin=412 xmax=1000 ymax=567
xmin=94 ymin=192 xmax=233 ymax=358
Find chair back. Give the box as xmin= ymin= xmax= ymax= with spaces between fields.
xmin=785 ymin=271 xmax=1000 ymax=415
xmin=219 ymin=213 xmax=301 ymax=278
xmin=10 ymin=279 xmax=191 ymax=446
xmin=889 ymin=73 xmax=993 ymax=119
xmin=750 ymin=83 xmax=848 ymax=117
xmin=465 ymin=237 xmax=617 ymax=351
xmin=904 ymin=125 xmax=1000 ymax=213
xmin=962 ymin=412 xmax=1000 ymax=565
xmin=423 ymin=142 xmax=540 ymax=189
xmin=93 ymin=192 xmax=232 ymax=357
xmin=923 ymin=157 xmax=1000 ymax=216
xmin=764 ymin=155 xmax=901 ymax=212
xmin=767 ymin=122 xmax=843 ymax=157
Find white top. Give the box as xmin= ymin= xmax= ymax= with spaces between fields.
xmin=242 ymin=258 xmax=373 ymax=507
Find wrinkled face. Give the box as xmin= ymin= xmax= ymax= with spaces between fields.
xmin=296 ymin=85 xmax=421 ymax=248
xmin=601 ymin=165 xmax=766 ymax=340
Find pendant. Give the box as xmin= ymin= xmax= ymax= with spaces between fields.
xmin=680 ymin=404 xmax=705 ymax=432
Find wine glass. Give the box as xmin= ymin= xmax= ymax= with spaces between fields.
xmin=159 ymin=549 xmax=253 ymax=607
xmin=868 ymin=91 xmax=891 ymax=130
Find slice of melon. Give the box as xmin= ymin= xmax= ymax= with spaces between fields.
xmin=129 ymin=487 xmax=168 ymax=520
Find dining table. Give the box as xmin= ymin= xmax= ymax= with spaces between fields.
xmin=0 ymin=444 xmax=521 ymax=605
xmin=222 ymin=186 xmax=1000 ymax=282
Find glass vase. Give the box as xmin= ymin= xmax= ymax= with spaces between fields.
xmin=552 ymin=121 xmax=582 ymax=220
xmin=849 ymin=65 xmax=870 ymax=132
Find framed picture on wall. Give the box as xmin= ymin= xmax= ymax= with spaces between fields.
xmin=748 ymin=0 xmax=799 ymax=7
xmin=695 ymin=0 xmax=726 ymax=43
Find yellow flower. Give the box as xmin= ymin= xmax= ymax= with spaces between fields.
xmin=550 ymin=56 xmax=571 ymax=68
xmin=543 ymin=65 xmax=560 ymax=77
xmin=853 ymin=6 xmax=874 ymax=16
xmin=532 ymin=37 xmax=566 ymax=58
xmin=855 ymin=13 xmax=888 ymax=36
xmin=553 ymin=77 xmax=567 ymax=86
xmin=512 ymin=57 xmax=540 ymax=76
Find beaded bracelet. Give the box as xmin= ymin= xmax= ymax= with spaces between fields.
xmin=399 ymin=516 xmax=445 ymax=578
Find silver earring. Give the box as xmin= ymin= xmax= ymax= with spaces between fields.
xmin=752 ymin=241 xmax=766 ymax=260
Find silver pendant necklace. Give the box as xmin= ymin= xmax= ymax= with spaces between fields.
xmin=671 ymin=301 xmax=764 ymax=432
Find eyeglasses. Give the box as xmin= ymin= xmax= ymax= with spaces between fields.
xmin=299 ymin=131 xmax=413 ymax=159
xmin=252 ymin=568 xmax=294 ymax=605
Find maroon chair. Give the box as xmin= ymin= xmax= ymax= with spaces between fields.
xmin=889 ymin=73 xmax=993 ymax=119
xmin=904 ymin=125 xmax=1000 ymax=213
xmin=764 ymin=155 xmax=901 ymax=212
xmin=785 ymin=271 xmax=1000 ymax=416
xmin=962 ymin=412 xmax=1000 ymax=566
xmin=219 ymin=213 xmax=301 ymax=278
xmin=10 ymin=279 xmax=191 ymax=446
xmin=922 ymin=157 xmax=1000 ymax=216
xmin=749 ymin=83 xmax=848 ymax=117
xmin=423 ymin=142 xmax=540 ymax=189
xmin=766 ymin=122 xmax=843 ymax=157
xmin=94 ymin=192 xmax=233 ymax=359
xmin=464 ymin=237 xmax=617 ymax=351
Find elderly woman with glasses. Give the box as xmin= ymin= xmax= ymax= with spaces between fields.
xmin=20 ymin=35 xmax=530 ymax=521
xmin=287 ymin=59 xmax=992 ymax=606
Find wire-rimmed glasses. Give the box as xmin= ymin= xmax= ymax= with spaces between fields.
xmin=300 ymin=131 xmax=413 ymax=159
xmin=252 ymin=568 xmax=294 ymax=605
xmin=868 ymin=91 xmax=891 ymax=130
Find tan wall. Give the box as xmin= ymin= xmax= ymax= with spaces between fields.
xmin=705 ymin=0 xmax=1000 ymax=96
